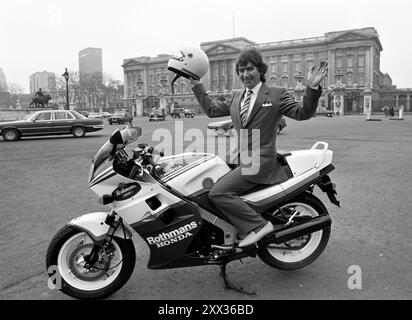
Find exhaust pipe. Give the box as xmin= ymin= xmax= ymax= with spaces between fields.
xmin=259 ymin=215 xmax=331 ymax=246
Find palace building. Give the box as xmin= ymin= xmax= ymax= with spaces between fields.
xmin=122 ymin=27 xmax=411 ymax=115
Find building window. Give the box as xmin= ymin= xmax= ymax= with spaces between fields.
xmin=282 ymin=62 xmax=288 ymax=74
xmin=212 ymin=80 xmax=218 ymax=92
xmin=281 ymin=75 xmax=289 ymax=87
xmin=358 ymin=73 xmax=364 ymax=85
xmin=270 ymin=62 xmax=277 ymax=75
xmin=358 ymin=56 xmax=365 ymax=67
xmin=347 ymin=56 xmax=354 ymax=68
xmin=336 ymin=57 xmax=342 ymax=69
xmin=294 ymin=61 xmax=301 ymax=73
xmin=347 ymin=72 xmax=353 ymax=87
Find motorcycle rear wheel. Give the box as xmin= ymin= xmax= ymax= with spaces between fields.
xmin=46 ymin=225 xmax=136 ymax=299
xmin=258 ymin=193 xmax=330 ymax=270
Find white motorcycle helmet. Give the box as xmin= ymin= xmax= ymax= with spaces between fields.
xmin=168 ymin=47 xmax=209 ymax=93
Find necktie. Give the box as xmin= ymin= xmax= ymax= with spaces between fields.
xmin=240 ymin=89 xmax=253 ymax=126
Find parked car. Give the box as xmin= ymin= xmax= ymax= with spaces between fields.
xmin=0 ymin=110 xmax=104 ymax=141
xmin=148 ymin=108 xmax=166 ymax=121
xmin=88 ymin=112 xmax=104 ymax=119
xmin=314 ymin=107 xmax=334 ymax=117
xmin=171 ymin=108 xmax=185 ymax=118
xmin=184 ymin=108 xmax=195 ymax=118
xmin=78 ymin=111 xmax=89 ymax=117
xmin=101 ymin=112 xmax=111 ymax=118
xmin=108 ymin=112 xmax=133 ymax=125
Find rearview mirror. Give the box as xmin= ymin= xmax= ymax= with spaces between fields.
xmin=120 ymin=127 xmax=142 ymax=144
xmin=109 ymin=127 xmax=142 ymax=146
xmin=109 ymin=129 xmax=123 ymax=144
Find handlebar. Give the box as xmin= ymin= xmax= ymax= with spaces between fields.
xmin=112 ymin=144 xmax=164 ymax=180
xmin=144 ymin=147 xmax=162 ymax=174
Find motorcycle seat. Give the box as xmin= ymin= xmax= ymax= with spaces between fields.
xmin=239 ymin=153 xmax=293 ymax=195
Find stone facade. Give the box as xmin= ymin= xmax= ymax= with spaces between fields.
xmin=122 ymin=27 xmax=411 ymax=115
xmin=29 ymin=71 xmax=56 ymax=94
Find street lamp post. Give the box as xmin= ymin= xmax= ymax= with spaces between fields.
xmin=281 ymin=74 xmax=289 ymax=88
xmin=62 ymin=68 xmax=69 ymax=110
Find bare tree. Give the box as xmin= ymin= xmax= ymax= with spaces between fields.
xmin=53 ymin=70 xmax=123 ymax=111
xmin=7 ymin=82 xmax=24 ymax=95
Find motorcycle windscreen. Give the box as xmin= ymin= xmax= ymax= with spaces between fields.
xmin=89 ymin=141 xmax=113 ymax=182
xmin=89 ymin=127 xmax=142 ymax=181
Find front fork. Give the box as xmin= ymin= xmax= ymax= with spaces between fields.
xmin=82 ymin=211 xmax=127 ymax=268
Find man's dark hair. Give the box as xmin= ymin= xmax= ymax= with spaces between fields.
xmin=235 ymin=48 xmax=268 ymax=83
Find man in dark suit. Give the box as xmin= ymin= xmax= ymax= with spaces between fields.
xmin=190 ymin=48 xmax=328 ymax=247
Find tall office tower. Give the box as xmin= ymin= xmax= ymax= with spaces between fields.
xmin=29 ymin=71 xmax=56 ymax=94
xmin=79 ymin=47 xmax=103 ymax=84
xmin=0 ymin=68 xmax=7 ymax=91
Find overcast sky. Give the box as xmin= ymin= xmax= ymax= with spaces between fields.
xmin=1 ymin=0 xmax=411 ymax=92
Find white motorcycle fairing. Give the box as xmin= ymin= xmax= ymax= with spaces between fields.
xmin=69 ymin=212 xmax=133 ymax=243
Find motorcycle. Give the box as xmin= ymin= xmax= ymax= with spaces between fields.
xmin=46 ymin=126 xmax=340 ymax=299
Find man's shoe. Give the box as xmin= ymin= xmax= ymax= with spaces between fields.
xmin=235 ymin=233 xmax=247 ymax=243
xmin=238 ymin=222 xmax=274 ymax=247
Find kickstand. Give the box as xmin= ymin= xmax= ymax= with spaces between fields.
xmin=219 ymin=262 xmax=256 ymax=296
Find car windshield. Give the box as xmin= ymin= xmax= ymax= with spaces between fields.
xmin=71 ymin=110 xmax=87 ymax=119
xmin=89 ymin=127 xmax=142 ymax=181
xmin=24 ymin=113 xmax=36 ymax=120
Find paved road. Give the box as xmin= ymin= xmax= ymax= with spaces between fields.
xmin=0 ymin=115 xmax=411 ymax=300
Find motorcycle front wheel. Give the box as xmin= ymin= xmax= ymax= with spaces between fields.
xmin=258 ymin=193 xmax=331 ymax=270
xmin=46 ymin=225 xmax=136 ymax=299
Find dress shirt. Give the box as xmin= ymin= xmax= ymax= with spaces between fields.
xmin=241 ymin=81 xmax=263 ymax=120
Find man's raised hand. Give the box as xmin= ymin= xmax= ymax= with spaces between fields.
xmin=307 ymin=60 xmax=328 ymax=88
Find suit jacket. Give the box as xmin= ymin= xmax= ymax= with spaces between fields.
xmin=192 ymin=83 xmax=322 ymax=185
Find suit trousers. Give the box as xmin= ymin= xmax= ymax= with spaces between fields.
xmin=208 ymin=166 xmax=268 ymax=235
